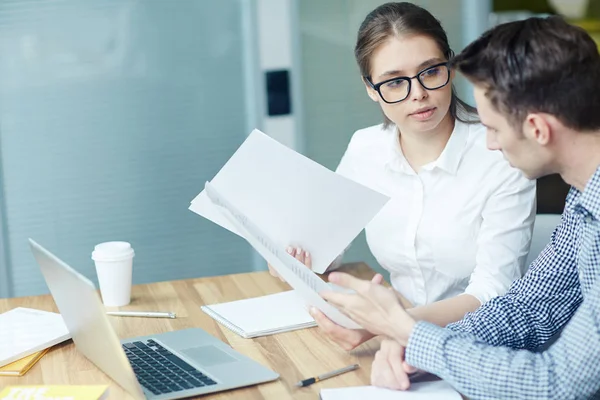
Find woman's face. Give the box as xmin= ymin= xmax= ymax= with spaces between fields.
xmin=365 ymin=34 xmax=454 ymax=134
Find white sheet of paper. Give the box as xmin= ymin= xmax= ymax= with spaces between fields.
xmin=0 ymin=307 xmax=71 ymax=367
xmin=203 ymin=181 xmax=361 ymax=329
xmin=189 ymin=129 xmax=389 ymax=274
xmin=320 ymin=381 xmax=461 ymax=400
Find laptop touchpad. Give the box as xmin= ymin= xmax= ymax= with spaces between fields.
xmin=182 ymin=345 xmax=237 ymax=367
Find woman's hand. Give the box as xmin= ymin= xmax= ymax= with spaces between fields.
xmin=268 ymin=247 xmax=311 ymax=281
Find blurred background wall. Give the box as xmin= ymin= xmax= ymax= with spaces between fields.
xmin=1 ymin=0 xmax=592 ymax=297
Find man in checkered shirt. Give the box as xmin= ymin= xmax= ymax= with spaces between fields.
xmin=321 ymin=16 xmax=600 ymax=399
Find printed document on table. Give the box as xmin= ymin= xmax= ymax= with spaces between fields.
xmin=203 ymin=181 xmax=361 ymax=329
xmin=0 ymin=308 xmax=71 ymax=367
xmin=189 ymin=129 xmax=389 ymax=274
xmin=320 ymin=381 xmax=461 ymax=400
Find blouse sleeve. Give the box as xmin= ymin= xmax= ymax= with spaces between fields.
xmin=463 ymin=167 xmax=536 ymax=304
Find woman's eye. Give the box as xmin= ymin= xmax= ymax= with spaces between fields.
xmin=423 ymin=67 xmax=440 ymax=77
xmin=386 ymin=79 xmax=405 ymax=88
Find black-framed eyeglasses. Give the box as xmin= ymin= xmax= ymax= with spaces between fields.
xmin=365 ymin=62 xmax=450 ymax=104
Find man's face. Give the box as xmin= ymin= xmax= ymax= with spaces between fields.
xmin=473 ymin=85 xmax=550 ymax=179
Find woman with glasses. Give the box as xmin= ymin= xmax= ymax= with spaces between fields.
xmin=270 ymin=2 xmax=536 ymax=350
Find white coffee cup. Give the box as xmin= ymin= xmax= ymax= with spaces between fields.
xmin=91 ymin=241 xmax=135 ymax=307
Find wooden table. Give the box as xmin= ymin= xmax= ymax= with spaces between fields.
xmin=0 ymin=263 xmax=383 ymax=399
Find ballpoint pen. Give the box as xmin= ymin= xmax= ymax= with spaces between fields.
xmin=296 ymin=364 xmax=359 ymax=387
xmin=106 ymin=311 xmax=177 ymax=319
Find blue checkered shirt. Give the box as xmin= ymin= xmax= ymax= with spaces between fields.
xmin=405 ymin=166 xmax=600 ymax=399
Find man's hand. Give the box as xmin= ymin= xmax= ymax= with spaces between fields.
xmin=371 ymin=339 xmax=417 ymax=390
xmin=308 ymin=273 xmax=384 ymax=350
xmin=320 ymin=272 xmax=416 ymax=344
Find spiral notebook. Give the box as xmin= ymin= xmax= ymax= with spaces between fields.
xmin=201 ymin=290 xmax=317 ymax=338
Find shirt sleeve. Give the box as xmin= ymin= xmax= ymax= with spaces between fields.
xmin=447 ymin=189 xmax=582 ymax=350
xmin=463 ymin=167 xmax=536 ymax=304
xmin=405 ymin=278 xmax=600 ymax=400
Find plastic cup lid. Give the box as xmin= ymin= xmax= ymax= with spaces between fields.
xmin=91 ymin=241 xmax=135 ymax=262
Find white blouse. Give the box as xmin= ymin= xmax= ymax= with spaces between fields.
xmin=336 ymin=121 xmax=536 ymax=306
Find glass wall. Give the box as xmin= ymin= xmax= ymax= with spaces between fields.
xmin=0 ymin=0 xmax=255 ymax=296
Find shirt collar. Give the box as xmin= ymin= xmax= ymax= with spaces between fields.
xmin=577 ymin=165 xmax=600 ymax=221
xmin=424 ymin=121 xmax=469 ymax=174
xmin=385 ymin=121 xmax=469 ymax=175
xmin=385 ymin=129 xmax=413 ymax=174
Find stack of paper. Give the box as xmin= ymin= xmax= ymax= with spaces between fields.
xmin=189 ymin=129 xmax=389 ymax=274
xmin=0 ymin=307 xmax=71 ymax=368
xmin=202 ymin=181 xmax=363 ymax=329
xmin=189 ymin=130 xmax=389 ymax=330
xmin=320 ymin=381 xmax=461 ymax=399
xmin=201 ymin=290 xmax=317 ymax=338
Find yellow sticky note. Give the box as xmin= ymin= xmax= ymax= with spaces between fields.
xmin=0 ymin=386 xmax=109 ymax=400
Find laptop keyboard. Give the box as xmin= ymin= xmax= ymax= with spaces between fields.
xmin=123 ymin=339 xmax=217 ymax=396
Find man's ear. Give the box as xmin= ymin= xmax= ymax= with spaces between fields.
xmin=523 ymin=113 xmax=551 ymax=146
xmin=363 ymin=78 xmax=379 ymax=102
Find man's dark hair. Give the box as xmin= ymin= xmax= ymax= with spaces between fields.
xmin=452 ymin=16 xmax=600 ymax=131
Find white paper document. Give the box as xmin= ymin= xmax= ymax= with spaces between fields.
xmin=203 ymin=181 xmax=361 ymax=329
xmin=0 ymin=307 xmax=71 ymax=367
xmin=201 ymin=290 xmax=317 ymax=338
xmin=189 ymin=129 xmax=389 ymax=274
xmin=320 ymin=380 xmax=461 ymax=400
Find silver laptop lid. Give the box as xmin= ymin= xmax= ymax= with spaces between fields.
xmin=29 ymin=239 xmax=145 ymax=400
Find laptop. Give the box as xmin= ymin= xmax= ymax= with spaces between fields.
xmin=29 ymin=239 xmax=279 ymax=399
